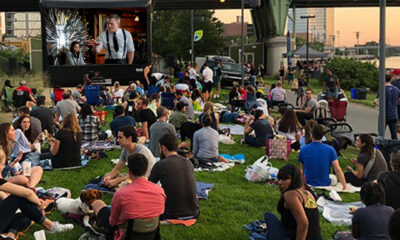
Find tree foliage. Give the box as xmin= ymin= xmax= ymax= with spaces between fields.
xmin=296 ymin=37 xmax=325 ymax=52
xmin=321 ymin=57 xmax=379 ymax=91
xmin=152 ymin=10 xmax=225 ymax=60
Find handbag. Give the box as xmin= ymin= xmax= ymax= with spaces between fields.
xmin=266 ymin=136 xmax=291 ymax=161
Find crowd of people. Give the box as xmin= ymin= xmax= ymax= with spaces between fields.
xmin=1 ymin=63 xmax=400 ymax=240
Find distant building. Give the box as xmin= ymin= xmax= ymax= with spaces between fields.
xmin=5 ymin=12 xmax=41 ymax=38
xmin=0 ymin=13 xmax=5 ymax=41
xmin=288 ymin=8 xmax=334 ymax=47
xmin=222 ymin=16 xmax=248 ymax=37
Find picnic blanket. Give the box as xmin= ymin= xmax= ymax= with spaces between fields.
xmin=219 ymin=153 xmax=245 ymax=164
xmin=39 ymin=157 xmax=90 ymax=171
xmin=219 ymin=124 xmax=245 ymax=135
xmin=81 ymin=141 xmax=120 ymax=151
xmin=317 ymin=196 xmax=365 ymax=225
xmin=194 ymin=162 xmax=235 ymax=172
xmin=196 ymin=182 xmax=214 ymax=200
xmin=314 ymin=183 xmax=361 ymax=193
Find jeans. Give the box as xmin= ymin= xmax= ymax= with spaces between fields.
xmin=250 ymin=75 xmax=257 ymax=88
xmin=344 ymin=171 xmax=368 ymax=187
xmin=245 ymin=135 xmax=264 ymax=147
xmin=326 ymin=88 xmax=339 ymax=99
xmin=386 ymin=118 xmax=398 ymax=140
xmin=4 ymin=213 xmax=32 ymax=235
xmin=264 ymin=212 xmax=288 ymax=240
xmin=0 ymin=195 xmax=46 ymax=233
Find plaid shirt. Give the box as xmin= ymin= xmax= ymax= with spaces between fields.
xmin=79 ymin=115 xmax=102 ymax=142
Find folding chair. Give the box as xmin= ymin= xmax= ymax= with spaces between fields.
xmin=124 ymin=217 xmax=160 ymax=240
xmin=84 ymin=85 xmax=101 ymax=105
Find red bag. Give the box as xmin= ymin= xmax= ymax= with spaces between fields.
xmin=93 ymin=111 xmax=106 ymax=124
xmin=329 ymin=100 xmax=347 ymax=121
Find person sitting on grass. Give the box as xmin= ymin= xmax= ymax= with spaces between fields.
xmin=345 ymin=134 xmax=388 ymax=187
xmin=0 ymin=123 xmax=43 ymax=188
xmin=389 ymin=210 xmax=400 ymax=240
xmin=199 ymin=101 xmax=219 ymax=131
xmin=270 ymin=81 xmax=286 ymax=106
xmin=193 ymin=114 xmax=228 ymax=163
xmin=295 ymin=88 xmax=319 ymax=126
xmin=0 ymin=147 xmax=74 ymax=238
xmin=149 ymin=107 xmax=176 ymax=158
xmin=298 ymin=124 xmax=347 ymax=189
xmin=55 ymin=91 xmax=81 ymax=122
xmin=90 ymin=153 xmax=166 ymax=240
xmin=264 ymin=164 xmax=323 ymax=240
xmin=276 ymin=109 xmax=302 ymax=151
xmin=49 ymin=114 xmax=82 ymax=169
xmin=169 ymin=102 xmax=189 ymax=133
xmin=149 ymin=133 xmax=199 ymax=220
xmin=243 ymin=109 xmax=274 ymax=147
xmin=109 ymin=106 xmax=135 ymax=138
xmin=352 ymin=182 xmax=394 ymax=240
xmin=79 ymin=104 xmax=107 ymax=142
xmin=13 ymin=106 xmax=42 ymax=141
xmin=299 ymin=120 xmax=326 ymax=148
xmin=378 ymin=150 xmax=400 ymax=210
xmin=104 ymin=126 xmax=155 ymax=188
xmin=135 ymin=98 xmax=157 ymax=142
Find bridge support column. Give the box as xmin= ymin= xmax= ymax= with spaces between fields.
xmin=266 ymin=36 xmax=286 ymax=76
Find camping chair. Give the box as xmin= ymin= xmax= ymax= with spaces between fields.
xmin=1 ymin=87 xmax=14 ymax=112
xmin=85 ymin=85 xmax=101 ymax=105
xmin=124 ymin=217 xmax=160 ymax=240
xmin=147 ymin=86 xmax=160 ymax=98
xmin=12 ymin=89 xmax=30 ymax=108
xmin=160 ymin=92 xmax=175 ymax=110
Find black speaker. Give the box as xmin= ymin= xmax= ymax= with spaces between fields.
xmin=8 ymin=57 xmax=17 ymax=74
xmin=249 ymin=0 xmax=261 ymax=7
xmin=167 ymin=55 xmax=176 ymax=68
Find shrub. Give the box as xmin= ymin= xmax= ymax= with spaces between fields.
xmin=320 ymin=58 xmax=379 ymax=91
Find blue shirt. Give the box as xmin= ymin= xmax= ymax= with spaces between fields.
xmin=110 ymin=115 xmax=135 ymax=136
xmin=377 ymin=85 xmax=400 ymax=119
xmin=298 ymin=142 xmax=337 ymax=187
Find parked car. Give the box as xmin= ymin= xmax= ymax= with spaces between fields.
xmin=203 ymin=56 xmax=249 ymax=86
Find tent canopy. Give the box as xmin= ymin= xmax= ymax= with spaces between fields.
xmin=39 ymin=0 xmax=150 ymax=8
xmin=284 ymin=45 xmax=328 ymax=59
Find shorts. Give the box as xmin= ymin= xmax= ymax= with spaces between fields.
xmin=213 ymin=80 xmax=221 ymax=91
xmin=202 ymin=81 xmax=213 ymax=93
xmin=96 ymin=207 xmax=112 ymax=229
xmin=326 ymin=88 xmax=338 ymax=99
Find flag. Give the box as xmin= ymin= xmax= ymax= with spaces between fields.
xmin=287 ymin=31 xmax=292 ymax=66
xmin=194 ymin=30 xmax=203 ymax=42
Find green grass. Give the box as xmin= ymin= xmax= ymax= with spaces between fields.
xmin=263 ymin=77 xmax=376 ymax=108
xmin=19 ymin=109 xmax=363 ymax=240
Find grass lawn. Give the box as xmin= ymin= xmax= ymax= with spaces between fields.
xmin=262 ymin=77 xmax=376 ymax=108
xmin=21 ymin=108 xmax=361 ymax=240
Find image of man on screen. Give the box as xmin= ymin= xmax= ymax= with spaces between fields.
xmin=88 ymin=14 xmax=135 ymax=64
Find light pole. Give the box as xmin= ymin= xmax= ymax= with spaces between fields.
xmin=240 ymin=0 xmax=245 ymax=86
xmin=300 ymin=15 xmax=315 ymax=83
xmin=378 ymin=0 xmax=386 ymax=137
xmin=191 ymin=10 xmax=194 ymax=64
xmin=355 ymin=31 xmax=361 ymax=56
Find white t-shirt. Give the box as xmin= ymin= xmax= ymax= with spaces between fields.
xmin=189 ymin=68 xmax=199 ymax=80
xmin=176 ymin=83 xmax=189 ymax=92
xmin=112 ymin=88 xmax=124 ymax=98
xmin=271 ymin=87 xmax=286 ymax=101
xmin=152 ymin=72 xmax=164 ymax=81
xmin=203 ymin=67 xmax=213 ymax=83
xmin=96 ymin=28 xmax=135 ymax=59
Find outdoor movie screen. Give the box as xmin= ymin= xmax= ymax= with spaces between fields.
xmin=44 ymin=8 xmax=148 ymax=66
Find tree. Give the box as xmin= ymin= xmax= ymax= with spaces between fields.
xmin=152 ymin=10 xmax=225 ymax=60
xmin=295 ymin=37 xmax=325 ymax=52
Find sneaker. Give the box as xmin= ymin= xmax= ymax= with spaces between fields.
xmin=47 ymin=222 xmax=74 ymax=234
xmin=240 ymin=138 xmax=245 ymax=145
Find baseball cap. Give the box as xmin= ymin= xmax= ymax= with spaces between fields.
xmin=390 ymin=69 xmax=400 ymax=75
xmin=20 ymin=80 xmax=26 ymax=85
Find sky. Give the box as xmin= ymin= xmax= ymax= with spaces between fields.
xmin=215 ymin=7 xmax=400 ymax=47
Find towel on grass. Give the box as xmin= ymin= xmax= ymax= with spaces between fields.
xmin=81 ymin=141 xmax=120 ymax=151
xmin=196 ymin=182 xmax=214 ymax=199
xmin=317 ymin=196 xmax=365 ymax=225
xmin=314 ymin=183 xmax=361 ymax=193
xmin=39 ymin=157 xmax=90 ymax=171
xmin=219 ymin=153 xmax=245 ymax=164
xmin=219 ymin=124 xmax=245 ymax=135
xmin=194 ymin=162 xmax=235 ymax=172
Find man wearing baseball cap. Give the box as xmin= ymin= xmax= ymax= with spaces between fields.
xmin=16 ymin=81 xmax=33 ymax=95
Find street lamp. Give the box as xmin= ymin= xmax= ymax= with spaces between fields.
xmin=240 ymin=0 xmax=245 ymax=86
xmin=300 ymin=15 xmax=315 ymax=83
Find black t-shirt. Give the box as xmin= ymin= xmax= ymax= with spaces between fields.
xmin=0 ymin=179 xmax=6 ymax=186
xmin=138 ymin=109 xmax=157 ymax=131
xmin=31 ymin=106 xmax=56 ymax=134
xmin=324 ymin=74 xmax=338 ymax=89
xmin=53 ymin=129 xmax=82 ymax=168
xmin=378 ymin=171 xmax=400 ymax=210
xmin=149 ymin=155 xmax=199 ymax=218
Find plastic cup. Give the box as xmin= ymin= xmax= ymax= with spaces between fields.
xmin=33 ymin=230 xmax=46 ymax=240
xmin=33 ymin=142 xmax=41 ymax=154
xmin=22 ymin=161 xmax=31 ymax=177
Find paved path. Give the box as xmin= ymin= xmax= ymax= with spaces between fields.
xmin=264 ymin=87 xmax=389 ymax=136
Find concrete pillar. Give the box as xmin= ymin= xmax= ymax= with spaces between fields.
xmin=266 ymin=36 xmax=287 ymax=76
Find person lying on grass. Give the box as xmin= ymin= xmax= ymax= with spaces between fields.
xmin=0 ymin=147 xmax=73 ymax=238
xmin=103 ymin=126 xmax=155 ymax=188
xmin=91 ymin=153 xmax=165 ymax=240
xmin=264 ymin=164 xmax=323 ymax=240
xmin=298 ymin=124 xmax=347 ymax=190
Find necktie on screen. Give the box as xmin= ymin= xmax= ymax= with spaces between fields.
xmin=113 ymin=32 xmax=119 ymax=53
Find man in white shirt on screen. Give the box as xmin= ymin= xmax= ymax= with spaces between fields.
xmin=88 ymin=14 xmax=135 ymax=64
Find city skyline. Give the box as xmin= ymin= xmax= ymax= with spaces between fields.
xmin=215 ymin=7 xmax=400 ymax=47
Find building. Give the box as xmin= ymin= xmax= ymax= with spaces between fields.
xmin=0 ymin=12 xmax=5 ymax=41
xmin=222 ymin=16 xmax=248 ymax=37
xmin=5 ymin=12 xmax=41 ymax=38
xmin=287 ymin=8 xmax=334 ymax=46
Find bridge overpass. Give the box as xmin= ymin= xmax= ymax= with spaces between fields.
xmin=1 ymin=0 xmax=400 ymax=74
